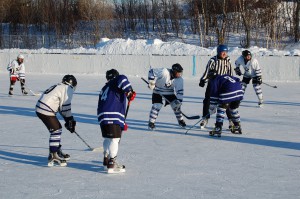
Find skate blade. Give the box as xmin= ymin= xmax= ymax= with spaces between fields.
xmin=47 ymin=161 xmax=67 ymax=167
xmin=107 ymin=168 xmax=126 ymax=174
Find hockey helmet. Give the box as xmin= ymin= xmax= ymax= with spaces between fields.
xmin=62 ymin=74 xmax=77 ymax=88
xmin=17 ymin=54 xmax=25 ymax=59
xmin=171 ymin=63 xmax=183 ymax=73
xmin=106 ymin=69 xmax=119 ymax=81
xmin=242 ymin=50 xmax=251 ymax=57
xmin=217 ymin=44 xmax=228 ymax=55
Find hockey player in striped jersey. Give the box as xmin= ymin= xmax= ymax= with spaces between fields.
xmin=234 ymin=50 xmax=264 ymax=107
xmin=147 ymin=63 xmax=186 ymax=130
xmin=97 ymin=69 xmax=136 ymax=174
xmin=7 ymin=54 xmax=28 ymax=95
xmin=36 ymin=75 xmax=77 ymax=166
xmin=207 ymin=70 xmax=244 ymax=137
xmin=199 ymin=44 xmax=233 ymax=128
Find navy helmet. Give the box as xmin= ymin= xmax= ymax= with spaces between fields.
xmin=171 ymin=63 xmax=183 ymax=73
xmin=217 ymin=44 xmax=228 ymax=55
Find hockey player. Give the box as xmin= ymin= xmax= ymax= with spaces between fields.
xmin=207 ymin=70 xmax=244 ymax=137
xmin=234 ymin=50 xmax=264 ymax=107
xmin=7 ymin=54 xmax=28 ymax=95
xmin=199 ymin=44 xmax=233 ymax=128
xmin=97 ymin=69 xmax=136 ymax=174
xmin=36 ymin=75 xmax=77 ymax=167
xmin=147 ymin=63 xmax=186 ymax=130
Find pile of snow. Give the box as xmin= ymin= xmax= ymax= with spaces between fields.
xmin=0 ymin=38 xmax=299 ymax=56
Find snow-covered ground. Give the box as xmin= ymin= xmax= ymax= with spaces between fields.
xmin=0 ymin=72 xmax=299 ymax=199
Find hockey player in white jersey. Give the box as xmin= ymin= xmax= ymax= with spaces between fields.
xmin=36 ymin=75 xmax=77 ymax=166
xmin=147 ymin=63 xmax=186 ymax=130
xmin=234 ymin=50 xmax=264 ymax=106
xmin=7 ymin=54 xmax=28 ymax=95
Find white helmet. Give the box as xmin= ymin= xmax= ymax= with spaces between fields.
xmin=17 ymin=54 xmax=25 ymax=59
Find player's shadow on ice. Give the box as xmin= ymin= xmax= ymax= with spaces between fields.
xmin=0 ymin=149 xmax=47 ymax=167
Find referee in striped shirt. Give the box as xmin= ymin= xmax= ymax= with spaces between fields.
xmin=199 ymin=44 xmax=233 ymax=128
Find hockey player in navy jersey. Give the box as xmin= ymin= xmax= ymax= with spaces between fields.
xmin=36 ymin=75 xmax=77 ymax=166
xmin=207 ymin=70 xmax=244 ymax=136
xmin=97 ymin=69 xmax=136 ymax=174
xmin=147 ymin=63 xmax=186 ymax=130
xmin=234 ymin=50 xmax=264 ymax=107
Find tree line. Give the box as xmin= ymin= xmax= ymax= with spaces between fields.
xmin=0 ymin=0 xmax=299 ymax=49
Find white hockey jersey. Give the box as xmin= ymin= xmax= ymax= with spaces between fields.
xmin=148 ymin=68 xmax=184 ymax=101
xmin=235 ymin=56 xmax=262 ymax=78
xmin=35 ymin=83 xmax=74 ymax=118
xmin=7 ymin=60 xmax=26 ymax=79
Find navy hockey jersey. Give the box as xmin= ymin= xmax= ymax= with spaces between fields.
xmin=97 ymin=75 xmax=132 ymax=129
xmin=209 ymin=75 xmax=244 ymax=104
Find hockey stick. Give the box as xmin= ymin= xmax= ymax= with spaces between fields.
xmin=141 ymin=77 xmax=201 ymax=120
xmin=19 ymin=79 xmax=42 ymax=96
xmin=123 ymin=99 xmax=131 ymax=131
xmin=74 ymin=131 xmax=102 ymax=152
xmin=185 ymin=113 xmax=210 ymax=134
xmin=262 ymin=82 xmax=277 ymax=88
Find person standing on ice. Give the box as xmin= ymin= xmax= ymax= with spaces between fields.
xmin=147 ymin=63 xmax=186 ymax=130
xmin=7 ymin=54 xmax=28 ymax=95
xmin=234 ymin=50 xmax=264 ymax=107
xmin=35 ymin=75 xmax=77 ymax=167
xmin=97 ymin=69 xmax=136 ymax=174
xmin=206 ymin=70 xmax=244 ymax=137
xmin=199 ymin=44 xmax=233 ymax=129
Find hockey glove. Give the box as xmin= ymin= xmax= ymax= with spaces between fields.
xmin=9 ymin=68 xmax=15 ymax=74
xmin=124 ymin=123 xmax=128 ymax=131
xmin=171 ymin=99 xmax=182 ymax=112
xmin=126 ymin=90 xmax=136 ymax=101
xmin=234 ymin=67 xmax=242 ymax=76
xmin=199 ymin=79 xmax=205 ymax=87
xmin=253 ymin=76 xmax=262 ymax=85
xmin=64 ymin=116 xmax=76 ymax=133
xmin=148 ymin=80 xmax=155 ymax=90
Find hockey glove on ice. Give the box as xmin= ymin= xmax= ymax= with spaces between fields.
xmin=199 ymin=79 xmax=205 ymax=87
xmin=64 ymin=116 xmax=76 ymax=133
xmin=234 ymin=67 xmax=242 ymax=76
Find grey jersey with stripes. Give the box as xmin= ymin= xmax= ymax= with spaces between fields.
xmin=200 ymin=56 xmax=233 ymax=82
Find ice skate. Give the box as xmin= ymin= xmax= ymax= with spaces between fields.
xmin=230 ymin=123 xmax=242 ymax=134
xmin=209 ymin=123 xmax=222 ymax=137
xmin=148 ymin=122 xmax=156 ymax=130
xmin=103 ymin=152 xmax=109 ymax=170
xmin=107 ymin=157 xmax=125 ymax=174
xmin=228 ymin=119 xmax=234 ymax=130
xmin=178 ymin=119 xmax=186 ymax=128
xmin=48 ymin=152 xmax=67 ymax=167
xmin=199 ymin=118 xmax=208 ymax=129
xmin=8 ymin=90 xmax=13 ymax=96
xmin=258 ymin=99 xmax=264 ymax=108
xmin=57 ymin=145 xmax=70 ymax=161
xmin=22 ymin=89 xmax=28 ymax=95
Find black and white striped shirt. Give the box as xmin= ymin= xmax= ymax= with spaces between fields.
xmin=200 ymin=55 xmax=233 ymax=81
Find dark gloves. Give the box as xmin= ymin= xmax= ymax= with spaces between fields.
xmin=64 ymin=116 xmax=76 ymax=133
xmin=234 ymin=67 xmax=242 ymax=76
xmin=254 ymin=76 xmax=262 ymax=85
xmin=126 ymin=90 xmax=136 ymax=101
xmin=199 ymin=79 xmax=206 ymax=87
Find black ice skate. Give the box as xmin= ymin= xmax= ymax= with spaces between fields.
xmin=200 ymin=118 xmax=208 ymax=129
xmin=258 ymin=99 xmax=264 ymax=108
xmin=48 ymin=152 xmax=67 ymax=167
xmin=8 ymin=90 xmax=13 ymax=96
xmin=178 ymin=120 xmax=186 ymax=128
xmin=230 ymin=123 xmax=242 ymax=134
xmin=228 ymin=119 xmax=234 ymax=130
xmin=209 ymin=123 xmax=222 ymax=137
xmin=22 ymin=89 xmax=28 ymax=95
xmin=57 ymin=145 xmax=70 ymax=161
xmin=148 ymin=122 xmax=156 ymax=130
xmin=107 ymin=157 xmax=126 ymax=174
xmin=103 ymin=152 xmax=109 ymax=170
